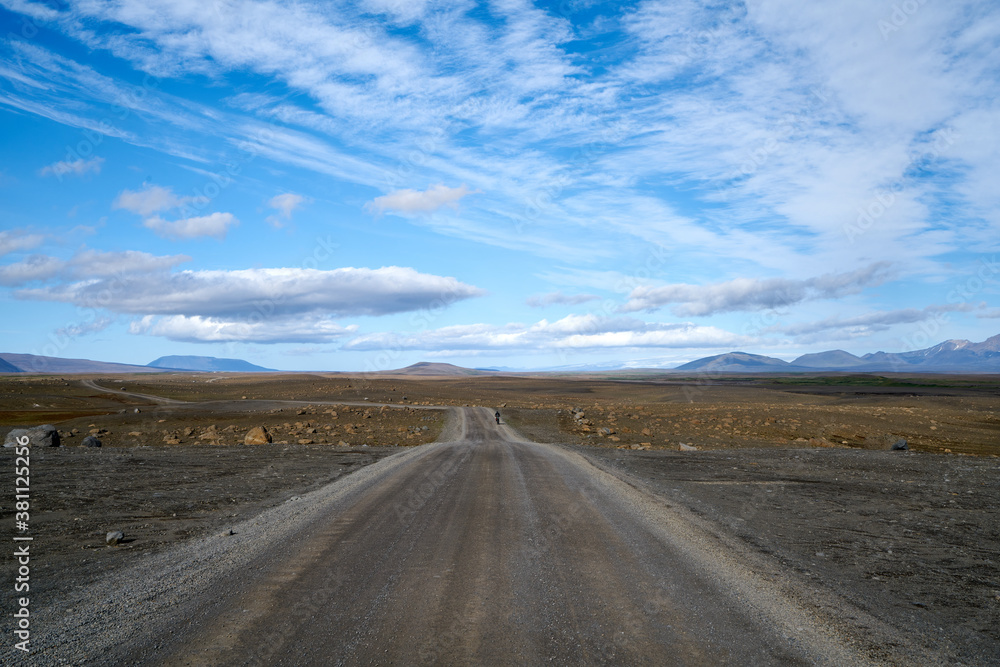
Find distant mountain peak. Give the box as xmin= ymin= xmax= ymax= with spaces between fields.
xmin=675 ymin=351 xmax=791 ymax=372
xmin=975 ymin=334 xmax=1000 ymax=352
xmin=792 ymin=349 xmax=866 ymax=368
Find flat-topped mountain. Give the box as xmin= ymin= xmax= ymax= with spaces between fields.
xmin=147 ymin=356 xmax=275 ymax=372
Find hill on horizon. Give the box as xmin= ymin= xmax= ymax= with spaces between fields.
xmin=792 ymin=349 xmax=868 ymax=368
xmin=147 ymin=356 xmax=275 ymax=372
xmin=0 ymin=357 xmax=22 ymax=373
xmin=379 ymin=362 xmax=496 ymax=376
xmin=0 ymin=353 xmax=166 ymax=374
xmin=674 ymin=351 xmax=801 ymax=373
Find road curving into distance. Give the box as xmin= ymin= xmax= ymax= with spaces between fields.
xmin=41 ymin=407 xmax=890 ymax=665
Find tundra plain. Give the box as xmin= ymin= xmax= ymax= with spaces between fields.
xmin=1 ymin=372 xmax=998 ymax=664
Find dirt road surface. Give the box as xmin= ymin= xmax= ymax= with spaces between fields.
xmin=26 ymin=407 xmax=941 ymax=666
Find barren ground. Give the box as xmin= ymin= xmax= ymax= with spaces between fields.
xmin=1 ymin=371 xmax=998 ymax=663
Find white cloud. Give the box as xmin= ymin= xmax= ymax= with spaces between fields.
xmin=622 ymin=263 xmax=894 ymax=316
xmin=0 ymin=255 xmax=65 ymax=287
xmin=266 ymin=192 xmax=308 ymax=228
xmin=143 ymin=212 xmax=239 ymax=240
xmin=345 ymin=314 xmax=750 ymax=352
xmin=0 ymin=229 xmax=45 ymax=257
xmin=113 ymin=184 xmax=205 ymax=216
xmin=113 ymin=184 xmax=237 ymax=240
xmin=39 ymin=156 xmax=104 ymax=178
xmin=0 ymin=249 xmax=189 ymax=287
xmin=70 ymin=249 xmax=192 ymax=277
xmin=18 ymin=266 xmax=485 ymax=318
xmin=365 ymin=184 xmax=479 ymax=216
xmin=2 ymin=0 xmax=999 ymax=348
xmin=133 ymin=314 xmax=358 ymax=344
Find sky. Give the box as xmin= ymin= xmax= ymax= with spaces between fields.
xmin=1 ymin=0 xmax=998 ymax=372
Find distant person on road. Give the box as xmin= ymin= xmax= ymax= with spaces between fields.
xmin=495 ymin=411 xmax=501 ymax=425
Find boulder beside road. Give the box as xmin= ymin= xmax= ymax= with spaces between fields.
xmin=244 ymin=426 xmax=272 ymax=445
xmin=4 ymin=424 xmax=60 ymax=448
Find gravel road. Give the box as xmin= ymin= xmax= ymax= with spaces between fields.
xmin=29 ymin=408 xmax=925 ymax=665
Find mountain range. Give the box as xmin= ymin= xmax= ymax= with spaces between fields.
xmin=677 ymin=335 xmax=1000 ymax=373
xmin=0 ymin=334 xmax=998 ymax=374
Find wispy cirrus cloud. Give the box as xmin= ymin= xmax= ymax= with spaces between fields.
xmin=2 ymin=0 xmax=999 ymax=365
xmin=8 ymin=0 xmax=992 ymax=273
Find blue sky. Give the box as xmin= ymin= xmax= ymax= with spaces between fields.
xmin=1 ymin=0 xmax=998 ymax=371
